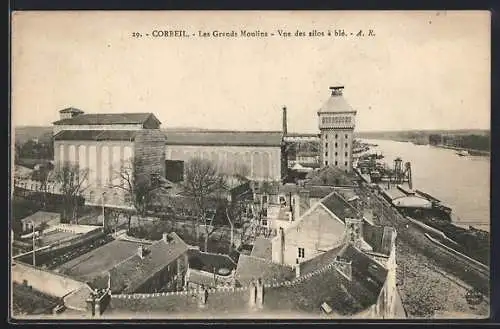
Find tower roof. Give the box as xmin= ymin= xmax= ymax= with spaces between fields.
xmin=318 ymin=86 xmax=356 ymax=114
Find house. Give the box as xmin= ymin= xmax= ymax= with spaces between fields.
xmin=103 ymin=239 xmax=398 ymax=319
xmin=106 ymin=232 xmax=189 ymax=294
xmin=20 ymin=211 xmax=61 ymax=232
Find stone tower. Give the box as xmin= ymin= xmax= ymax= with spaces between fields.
xmin=317 ymin=85 xmax=357 ymax=172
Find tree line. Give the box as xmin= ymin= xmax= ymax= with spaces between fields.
xmin=429 ymin=134 xmax=490 ymax=151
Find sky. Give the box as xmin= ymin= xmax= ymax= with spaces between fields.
xmin=11 ymin=11 xmax=490 ymax=133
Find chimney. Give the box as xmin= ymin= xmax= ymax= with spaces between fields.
xmin=292 ymin=193 xmax=300 ymax=221
xmin=334 ymin=256 xmax=352 ymax=281
xmin=137 ymin=245 xmax=144 ymax=259
xmin=282 ymin=106 xmax=288 ymax=135
xmin=248 ymin=280 xmax=257 ymax=308
xmin=330 ymin=85 xmax=345 ymax=97
xmin=162 ymin=232 xmax=170 ymax=244
xmin=298 ymin=189 xmax=310 ymax=215
xmin=273 ymin=227 xmax=285 ymax=265
xmin=344 ymin=218 xmax=364 ymax=249
xmin=255 ymin=278 xmax=264 ymax=309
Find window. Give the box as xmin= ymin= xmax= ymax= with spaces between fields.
xmin=335 ymin=134 xmax=338 ymax=139
xmin=325 ymin=152 xmax=328 ymax=157
xmin=325 ymin=142 xmax=328 ymax=148
xmin=325 ymin=161 xmax=328 ymax=166
xmin=345 ymin=152 xmax=348 ymax=157
xmin=298 ymin=248 xmax=305 ymax=258
xmin=335 ymin=161 xmax=338 ymax=166
xmin=335 ymin=152 xmax=338 ymax=156
xmin=345 ymin=161 xmax=348 ymax=166
xmin=262 ymin=219 xmax=268 ymax=226
xmin=335 ymin=142 xmax=338 ymax=148
xmin=345 ymin=134 xmax=348 ymax=139
xmin=345 ymin=143 xmax=348 ymax=148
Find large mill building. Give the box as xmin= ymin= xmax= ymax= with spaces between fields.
xmin=53 ymin=108 xmax=166 ymax=207
xmin=50 ymin=85 xmax=357 ymax=207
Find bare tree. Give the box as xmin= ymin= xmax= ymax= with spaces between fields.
xmin=234 ymin=163 xmax=250 ymax=183
xmin=53 ymin=162 xmax=89 ymax=222
xmin=31 ymin=166 xmax=54 ymax=209
xmin=105 ymin=208 xmax=122 ymax=235
xmin=110 ymin=157 xmax=168 ymax=231
xmin=182 ymin=157 xmax=228 ymax=252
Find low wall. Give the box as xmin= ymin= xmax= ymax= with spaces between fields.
xmin=424 ymin=233 xmax=489 ymax=275
xmin=14 ymin=230 xmax=106 ymax=265
xmin=406 ymin=216 xmax=460 ymax=247
xmin=46 ymin=224 xmax=101 ymax=235
xmin=12 ymin=262 xmax=86 ymax=298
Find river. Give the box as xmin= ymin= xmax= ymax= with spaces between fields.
xmin=359 ymin=139 xmax=490 ymax=232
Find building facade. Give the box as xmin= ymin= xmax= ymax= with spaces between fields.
xmin=165 ymin=130 xmax=283 ymax=182
xmin=318 ymin=86 xmax=357 ymax=172
xmin=52 ymin=108 xmax=166 ymax=207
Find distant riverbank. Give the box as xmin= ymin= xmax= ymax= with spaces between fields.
xmin=432 ymin=144 xmax=490 ymax=157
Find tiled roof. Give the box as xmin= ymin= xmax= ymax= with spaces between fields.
xmin=107 ymin=244 xmax=389 ymax=317
xmin=235 ymin=255 xmax=295 ymax=286
xmin=109 ymin=233 xmax=189 ymax=294
xmin=164 ymin=130 xmax=283 ymax=147
xmin=53 ymin=113 xmax=159 ymax=126
xmin=53 ymin=130 xmax=138 ymax=141
xmin=299 ymin=244 xmax=345 ymax=275
xmin=318 ymin=95 xmax=356 ymax=114
xmin=20 ymin=211 xmax=60 ymax=225
xmin=339 ymin=245 xmax=388 ymax=293
xmin=107 ymin=288 xmax=250 ymax=316
xmin=305 ymin=166 xmax=359 ymax=187
xmin=279 ymin=184 xmax=337 ymax=199
xmin=187 ymin=249 xmax=237 ymax=274
xmin=250 ymin=237 xmax=273 ymax=261
xmin=320 ymin=191 xmax=361 ymax=222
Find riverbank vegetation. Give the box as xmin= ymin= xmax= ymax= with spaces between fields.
xmin=356 ymin=129 xmax=490 ymax=153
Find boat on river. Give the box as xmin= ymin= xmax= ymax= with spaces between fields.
xmin=457 ymin=150 xmax=470 ymax=157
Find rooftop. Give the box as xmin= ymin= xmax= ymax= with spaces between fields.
xmin=320 ymin=191 xmax=361 ymax=223
xmin=109 ymin=233 xmax=189 ymax=293
xmin=164 ymin=130 xmax=283 ymax=147
xmin=107 ymin=244 xmax=388 ymax=317
xmin=235 ymin=254 xmax=295 ymax=286
xmin=250 ymin=237 xmax=273 ymax=261
xmin=318 ymin=89 xmax=356 ymax=115
xmin=59 ymin=107 xmax=84 ymax=114
xmin=53 ymin=130 xmax=137 ymax=142
xmin=57 ymin=239 xmax=142 ymax=284
xmin=20 ymin=211 xmax=60 ymax=226
xmin=53 ymin=112 xmax=161 ymax=126
xmin=305 ymin=166 xmax=359 ymax=187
